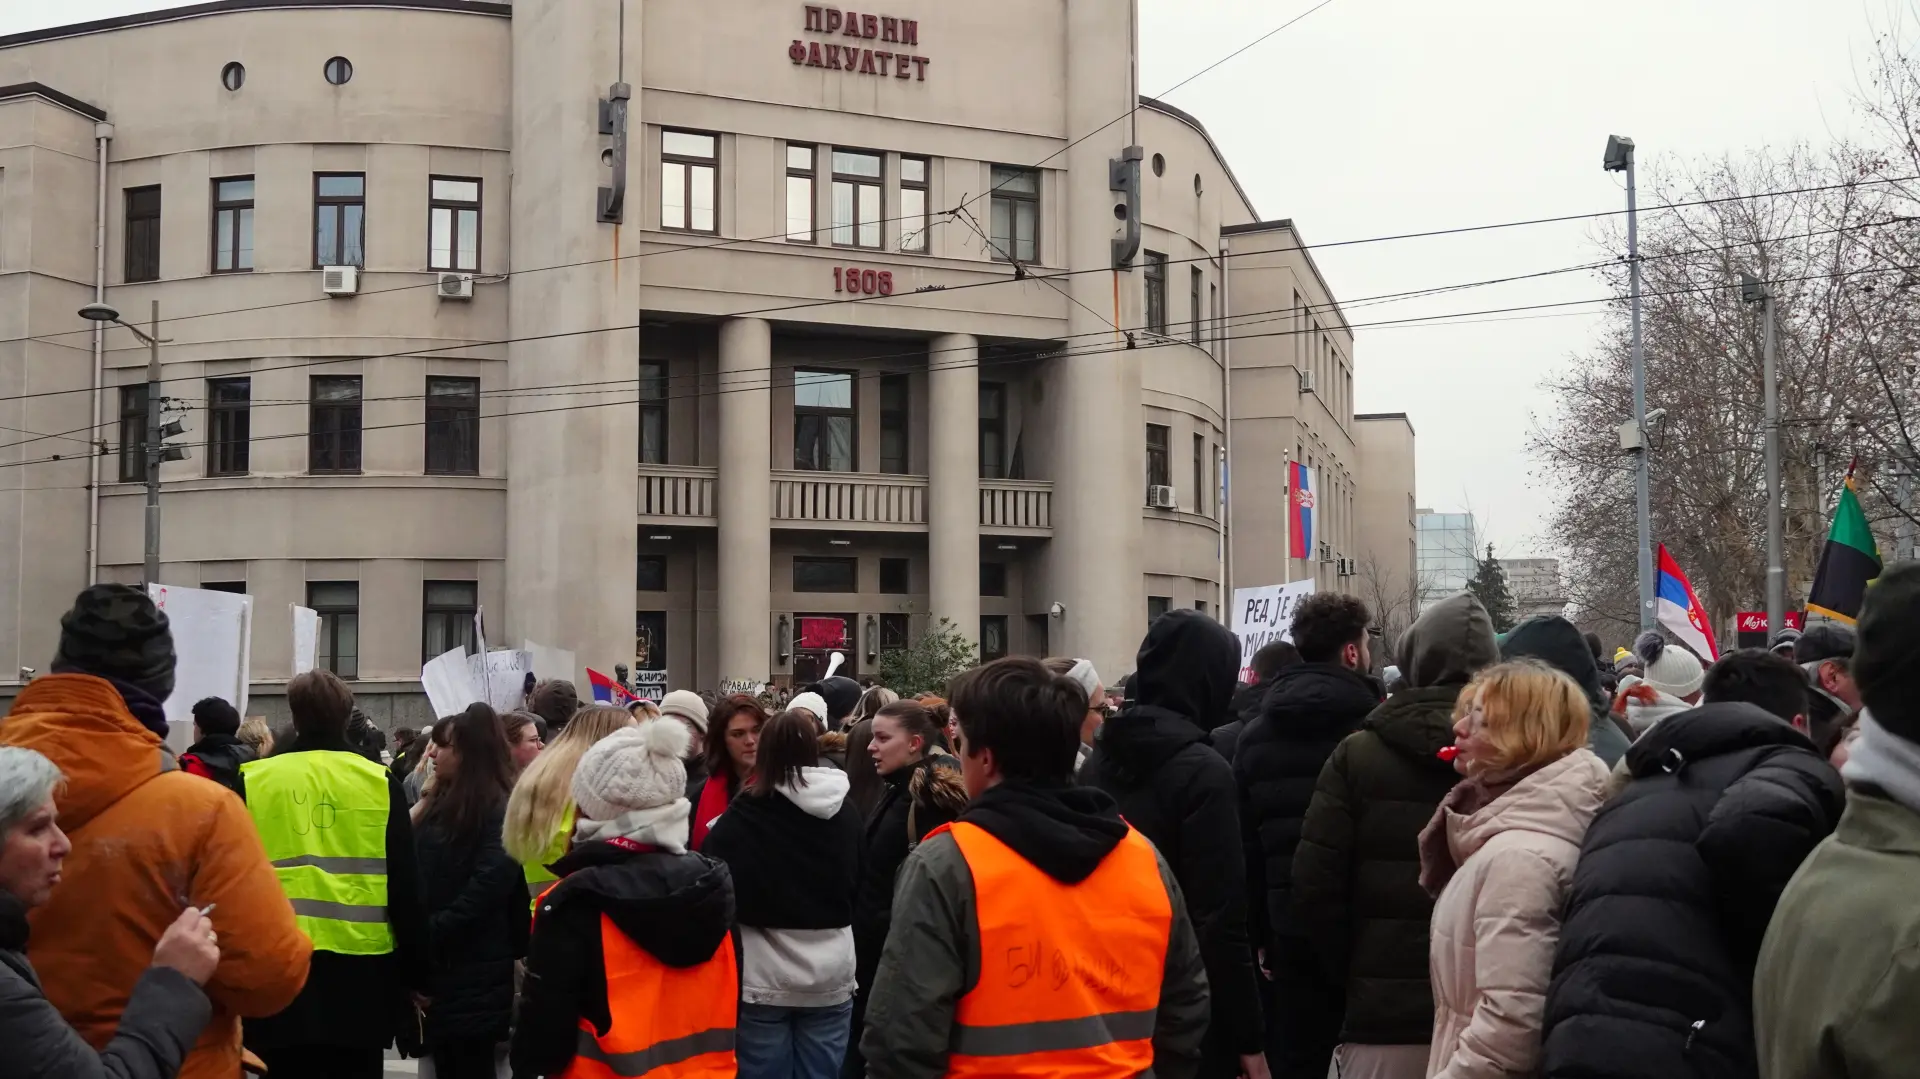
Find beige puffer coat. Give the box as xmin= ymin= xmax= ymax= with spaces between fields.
xmin=1425 ymin=749 xmax=1610 ymax=1079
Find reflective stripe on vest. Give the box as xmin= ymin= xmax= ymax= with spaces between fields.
xmin=242 ymin=750 xmax=394 ymax=956
xmin=555 ymin=908 xmax=738 ymax=1079
xmin=942 ymin=820 xmax=1171 ymax=1078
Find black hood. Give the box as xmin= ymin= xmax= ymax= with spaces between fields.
xmin=957 ymin=781 xmax=1129 ymax=884
xmin=1625 ymin=701 xmax=1816 ymax=779
xmin=1261 ymin=662 xmax=1381 ymax=735
xmin=1365 ymin=685 xmax=1464 ymax=769
xmin=1502 ymin=615 xmax=1607 ymax=705
xmin=1094 ymin=705 xmax=1207 ymax=785
xmin=1131 ymin=608 xmax=1240 ymax=728
xmin=1396 ymin=592 xmax=1498 ymax=690
xmin=546 ymin=842 xmax=735 ymax=968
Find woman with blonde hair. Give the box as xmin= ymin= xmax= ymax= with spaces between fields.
xmin=1419 ymin=660 xmax=1610 ymax=1079
xmin=237 ymin=716 xmax=274 ymax=758
xmin=504 ymin=705 xmax=635 ymax=897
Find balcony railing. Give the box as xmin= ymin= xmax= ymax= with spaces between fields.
xmin=638 ymin=464 xmax=717 ymax=523
xmin=773 ymin=471 xmax=927 ymax=529
xmin=980 ymin=479 xmax=1053 ymax=533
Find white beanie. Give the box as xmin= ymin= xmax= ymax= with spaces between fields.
xmin=658 ymin=690 xmax=710 ymax=734
xmin=1635 ymin=631 xmax=1705 ymax=700
xmin=788 ymin=692 xmax=830 ymax=729
xmin=571 ymin=719 xmax=690 ymax=823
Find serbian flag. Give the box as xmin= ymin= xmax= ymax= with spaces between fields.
xmin=586 ymin=668 xmax=636 ymax=706
xmin=1287 ymin=462 xmax=1316 ymax=561
xmin=1655 ymin=544 xmax=1718 ymax=662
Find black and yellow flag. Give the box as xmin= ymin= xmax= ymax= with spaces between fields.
xmin=1806 ymin=468 xmax=1883 ymax=625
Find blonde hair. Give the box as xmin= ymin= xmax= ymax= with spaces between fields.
xmin=1461 ymin=660 xmax=1590 ymax=776
xmin=503 ymin=704 xmax=634 ymax=863
xmin=238 ymin=716 xmax=274 ymax=756
xmin=852 ymin=686 xmax=898 ymax=726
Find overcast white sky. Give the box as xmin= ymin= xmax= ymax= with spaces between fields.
xmin=3 ymin=0 xmax=1885 ymax=556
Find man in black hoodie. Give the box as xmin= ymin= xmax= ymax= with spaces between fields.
xmin=1233 ymin=592 xmax=1379 ymax=1079
xmin=1084 ymin=610 xmax=1268 ymax=1079
xmin=180 ymin=696 xmax=254 ymax=796
xmin=863 ymin=656 xmax=1209 ymax=1078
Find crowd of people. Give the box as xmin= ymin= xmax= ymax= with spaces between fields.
xmin=0 ymin=565 xmax=1913 ymax=1078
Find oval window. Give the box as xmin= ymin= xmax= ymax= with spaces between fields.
xmin=324 ymin=56 xmax=353 ymax=85
xmin=1151 ymin=153 xmax=1166 ymax=177
xmin=1194 ymin=173 xmax=1205 ymax=196
xmin=221 ymin=62 xmax=245 ymax=91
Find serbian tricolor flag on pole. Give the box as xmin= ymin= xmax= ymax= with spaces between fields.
xmin=1655 ymin=544 xmax=1719 ymax=662
xmin=1287 ymin=462 xmax=1315 ymax=561
xmin=586 ymin=668 xmax=636 ymax=706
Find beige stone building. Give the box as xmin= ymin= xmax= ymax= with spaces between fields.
xmin=1353 ymin=412 xmax=1418 ymax=645
xmin=0 ymin=0 xmax=1410 ymax=722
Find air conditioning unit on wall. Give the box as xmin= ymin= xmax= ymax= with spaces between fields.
xmin=1299 ymin=370 xmax=1317 ymax=394
xmin=321 ymin=265 xmax=358 ymax=296
xmin=1146 ymin=485 xmax=1177 ymax=509
xmin=437 ymin=272 xmax=475 ymax=300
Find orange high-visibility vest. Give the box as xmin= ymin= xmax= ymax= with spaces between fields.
xmin=536 ymin=883 xmax=740 ymax=1079
xmin=940 ymin=820 xmax=1173 ymax=1078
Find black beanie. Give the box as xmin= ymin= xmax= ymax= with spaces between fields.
xmin=51 ymin=583 xmax=176 ymax=702
xmin=1855 ymin=562 xmax=1920 ymax=742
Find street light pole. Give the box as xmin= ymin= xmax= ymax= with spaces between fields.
xmin=143 ymin=299 xmax=161 ymax=587
xmin=1742 ymin=273 xmax=1785 ymax=637
xmin=1606 ymin=135 xmax=1654 ymax=631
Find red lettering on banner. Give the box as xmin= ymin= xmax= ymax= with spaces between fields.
xmin=912 ymin=55 xmax=929 ymax=80
xmin=804 ymin=5 xmax=825 ymax=32
xmin=881 ymin=16 xmax=899 ymax=42
xmin=789 ymin=39 xmax=808 ymax=63
xmin=902 ymin=19 xmax=918 ymax=45
xmin=824 ymin=7 xmax=842 ymax=33
xmin=862 ymin=14 xmax=879 ymax=38
xmin=859 ymin=49 xmax=877 ymax=74
xmin=843 ymin=9 xmax=862 ymax=36
xmin=807 ymin=41 xmax=825 ymax=67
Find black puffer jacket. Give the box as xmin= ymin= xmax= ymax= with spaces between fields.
xmin=1085 ymin=609 xmax=1265 ymax=1075
xmin=1541 ymin=703 xmax=1846 ymax=1079
xmin=415 ymin=804 xmax=529 ymax=1044
xmin=853 ymin=753 xmax=966 ymax=989
xmin=1210 ymin=678 xmax=1271 ymax=762
xmin=510 ymin=840 xmax=735 ymax=1079
xmin=1292 ymin=591 xmax=1499 ymax=1046
xmin=179 ymin=733 xmax=255 ymax=797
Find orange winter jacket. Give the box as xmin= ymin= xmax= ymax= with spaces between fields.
xmin=0 ymin=674 xmax=312 ymax=1079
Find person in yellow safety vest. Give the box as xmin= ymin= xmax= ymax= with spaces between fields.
xmin=506 ymin=707 xmax=640 ymax=906
xmin=511 ymin=717 xmax=739 ymax=1079
xmin=241 ymin=670 xmax=429 ymax=1079
xmin=860 ymin=656 xmax=1211 ymax=1078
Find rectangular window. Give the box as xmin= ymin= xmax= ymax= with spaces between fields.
xmin=1191 ymin=267 xmax=1204 ymax=344
xmin=425 ymin=376 xmax=479 ymax=475
xmin=989 ymin=165 xmax=1039 ymax=262
xmin=124 ymin=186 xmax=161 ymax=283
xmin=1144 ymin=251 xmax=1168 ymax=335
xmin=794 ymin=369 xmax=855 ymax=472
xmin=429 ymin=177 xmax=481 ymax=272
xmin=1146 ymin=423 xmax=1170 ymax=491
xmin=309 ymin=375 xmax=363 ymax=474
xmin=786 ymin=144 xmax=816 ymax=243
xmin=980 ymin=561 xmax=1007 ymax=597
xmin=421 ymin=580 xmax=478 ymax=662
xmin=900 ymin=155 xmax=929 ymax=253
xmin=980 ymin=615 xmax=1008 ymax=662
xmin=880 ymin=612 xmax=910 ymax=651
xmin=211 ymin=177 xmax=254 ymax=273
xmin=201 ymin=581 xmax=246 ymax=594
xmin=661 ymin=130 xmax=717 ymax=234
xmin=830 ymin=149 xmax=883 ymax=248
xmin=793 ymin=557 xmax=857 ymax=593
xmin=1193 ymin=433 xmax=1206 ymax=515
xmin=636 ymin=611 xmax=668 ymax=672
xmin=979 ymin=382 xmax=1007 ymax=480
xmin=639 ymin=361 xmax=668 ymax=464
xmin=1196 ymin=599 xmax=1208 ymax=614
xmin=879 ymin=374 xmax=909 ymax=474
xmin=313 ymin=173 xmax=365 ymax=267
xmin=879 ymin=557 xmax=910 ymax=594
xmin=309 ymin=581 xmax=359 ymax=679
xmin=207 ymin=377 xmax=250 ymax=476
xmin=1212 ymin=442 xmax=1221 ymax=520
xmin=637 ymin=555 xmax=668 ymax=592
xmin=118 ymin=384 xmax=148 ymax=483
xmin=1210 ymin=283 xmax=1219 ymax=352
xmin=1148 ymin=595 xmax=1171 ymax=623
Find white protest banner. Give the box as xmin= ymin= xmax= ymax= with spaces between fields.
xmin=1230 ymin=580 xmax=1317 ymax=682
xmin=148 ymin=585 xmax=252 ymax=753
xmin=291 ymin=605 xmax=320 ymax=677
xmin=523 ymin=640 xmax=579 ymax=690
xmin=420 ymin=646 xmax=479 ymax=720
xmin=631 ymin=670 xmax=667 ymax=702
xmin=468 ymin=649 xmax=534 ymax=713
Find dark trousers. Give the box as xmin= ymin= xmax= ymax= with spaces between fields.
xmin=434 ymin=1041 xmax=500 ymax=1079
xmin=1268 ymin=935 xmax=1343 ymax=1079
xmin=256 ymin=1045 xmax=385 ymax=1079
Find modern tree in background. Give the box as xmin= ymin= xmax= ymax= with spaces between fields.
xmin=1468 ymin=544 xmax=1518 ymax=632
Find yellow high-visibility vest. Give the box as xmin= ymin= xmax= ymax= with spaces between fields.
xmin=523 ymin=802 xmax=577 ymax=892
xmin=242 ymin=750 xmax=394 ymax=955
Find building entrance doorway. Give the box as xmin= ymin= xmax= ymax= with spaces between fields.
xmin=793 ymin=613 xmax=854 ymax=685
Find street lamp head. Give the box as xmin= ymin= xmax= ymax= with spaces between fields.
xmin=1603 ymin=135 xmax=1635 ymax=173
xmin=77 ymin=302 xmax=122 ymax=323
xmin=1739 ymin=272 xmax=1768 ymax=304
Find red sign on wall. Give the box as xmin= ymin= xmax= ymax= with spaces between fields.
xmin=1734 ymin=610 xmax=1804 ymax=649
xmin=798 ymin=617 xmax=848 ymax=650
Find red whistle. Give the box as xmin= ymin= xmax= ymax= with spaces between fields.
xmin=1437 ymin=745 xmax=1460 ymax=762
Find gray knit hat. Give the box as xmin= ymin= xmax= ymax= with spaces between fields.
xmin=52 ymin=584 xmax=175 ymax=701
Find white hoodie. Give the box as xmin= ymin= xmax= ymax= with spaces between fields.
xmin=739 ymin=766 xmax=858 ymax=1008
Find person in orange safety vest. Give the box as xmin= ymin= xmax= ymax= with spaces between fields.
xmin=860 ymin=656 xmax=1211 ymax=1078
xmin=510 ymin=718 xmax=738 ymax=1079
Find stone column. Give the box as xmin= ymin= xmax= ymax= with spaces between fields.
xmin=928 ymin=333 xmax=980 ymax=647
xmin=717 ymin=317 xmax=773 ymax=685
